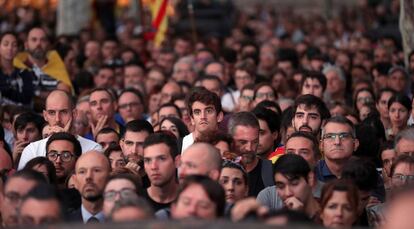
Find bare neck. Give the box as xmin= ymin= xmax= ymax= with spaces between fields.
xmin=0 ymin=58 xmax=13 ymax=74
xmin=147 ymin=179 xmax=179 ymax=203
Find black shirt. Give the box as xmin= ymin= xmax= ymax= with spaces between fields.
xmin=248 ymin=159 xmax=265 ymax=197
xmin=142 ymin=188 xmax=173 ymax=212
xmin=0 ymin=68 xmax=34 ymax=106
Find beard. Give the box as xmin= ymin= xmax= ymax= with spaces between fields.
xmin=82 ymin=183 xmax=103 ymax=202
xmin=83 ymin=192 xmax=103 ymax=202
xmin=241 ymin=151 xmax=256 ymax=164
xmin=28 ymin=47 xmax=47 ymax=60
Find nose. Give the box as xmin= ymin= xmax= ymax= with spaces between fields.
xmin=55 ymin=112 xmax=61 ymax=123
xmin=302 ymin=115 xmax=309 ymax=125
xmin=201 ymin=110 xmax=207 ymax=119
xmin=285 ymin=186 xmax=293 ymax=197
xmin=334 ymin=135 xmax=341 ymax=145
xmin=245 ymin=142 xmax=254 ymax=152
xmin=187 ymin=202 xmax=197 ymax=216
xmin=150 ymin=160 xmax=158 ymax=170
xmin=85 ymin=169 xmax=93 ymax=179
xmin=337 ymin=207 xmax=345 ymax=217
xmin=55 ymin=155 xmax=62 ymax=163
xmin=227 ymin=181 xmax=235 ymax=191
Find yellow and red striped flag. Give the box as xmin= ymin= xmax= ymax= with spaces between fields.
xmin=145 ymin=0 xmax=169 ymax=47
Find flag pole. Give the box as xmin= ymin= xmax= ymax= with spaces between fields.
xmin=187 ymin=0 xmax=197 ymax=45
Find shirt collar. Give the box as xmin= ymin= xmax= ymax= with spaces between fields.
xmin=81 ymin=204 xmax=105 ymax=223
xmin=317 ymin=160 xmax=336 ymax=181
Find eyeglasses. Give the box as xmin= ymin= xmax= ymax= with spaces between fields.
xmin=255 ymin=92 xmax=275 ymax=99
xmin=118 ymin=102 xmax=140 ymax=110
xmin=240 ymin=95 xmax=254 ymax=101
xmin=357 ymin=97 xmax=373 ymax=103
xmin=47 ymin=151 xmax=75 ymax=162
xmin=392 ymin=174 xmax=414 ymax=183
xmin=103 ymin=188 xmax=137 ymax=201
xmin=322 ymin=132 xmax=353 ymax=141
xmin=400 ymin=151 xmax=414 ymax=157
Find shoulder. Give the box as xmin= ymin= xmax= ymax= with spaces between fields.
xmin=76 ymin=135 xmax=102 ymax=151
xmin=65 ymin=208 xmax=82 ymax=222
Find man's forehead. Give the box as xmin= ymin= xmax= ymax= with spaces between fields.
xmin=6 ymin=177 xmax=36 ymax=191
xmin=274 ymin=173 xmax=300 ymax=183
xmin=90 ymin=91 xmax=112 ymax=101
xmin=124 ymin=130 xmax=149 ymax=139
xmin=305 ymin=78 xmax=321 ymax=85
xmin=119 ymin=92 xmax=139 ymax=102
xmin=286 ymin=137 xmax=313 ymax=148
xmin=28 ymin=28 xmax=46 ymax=38
xmin=296 ymin=104 xmax=319 ymax=113
xmin=192 ymin=102 xmax=215 ymax=110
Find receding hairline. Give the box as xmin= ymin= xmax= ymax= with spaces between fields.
xmin=76 ymin=150 xmax=110 ymax=169
xmin=45 ymin=90 xmax=73 ymax=109
xmin=184 ymin=143 xmax=221 ymax=170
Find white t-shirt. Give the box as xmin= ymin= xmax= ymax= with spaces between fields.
xmin=181 ymin=133 xmax=194 ymax=153
xmin=18 ymin=135 xmax=102 ymax=170
xmin=221 ymin=90 xmax=240 ymax=112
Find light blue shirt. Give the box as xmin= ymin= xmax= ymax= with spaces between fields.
xmin=81 ymin=204 xmax=105 ymax=223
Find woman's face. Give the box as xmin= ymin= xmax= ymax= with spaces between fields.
xmin=160 ymin=119 xmax=180 ymax=138
xmin=0 ymin=34 xmax=18 ymax=61
xmin=356 ymin=91 xmax=373 ymax=111
xmin=321 ymin=191 xmax=356 ymax=228
xmin=219 ymin=168 xmax=248 ymax=204
xmin=359 ymin=105 xmax=371 ymax=121
xmin=148 ymin=93 xmax=161 ymax=114
xmin=271 ymin=73 xmax=285 ymax=90
xmin=33 ymin=164 xmax=49 ymax=182
xmin=108 ymin=151 xmax=126 ymax=170
xmin=389 ymin=102 xmax=409 ymax=129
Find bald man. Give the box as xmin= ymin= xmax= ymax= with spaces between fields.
xmin=67 ymin=151 xmax=110 ymax=223
xmin=18 ymin=90 xmax=101 ymax=170
xmin=178 ymin=142 xmax=222 ymax=182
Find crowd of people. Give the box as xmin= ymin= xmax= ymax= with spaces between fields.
xmin=0 ymin=0 xmax=413 ymax=228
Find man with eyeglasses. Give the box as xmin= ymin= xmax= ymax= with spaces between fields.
xmin=316 ymin=116 xmax=359 ymax=182
xmin=389 ymin=154 xmax=414 ymax=191
xmin=46 ymin=132 xmax=82 ymax=189
xmin=0 ymin=170 xmax=47 ymax=227
xmin=102 ymin=174 xmax=141 ymax=218
xmin=18 ymin=90 xmax=101 ymax=170
xmin=235 ymin=84 xmax=255 ymax=112
xmin=367 ymin=154 xmax=414 ymax=225
xmin=394 ymin=127 xmax=414 ymax=157
xmin=117 ymin=88 xmax=145 ymax=125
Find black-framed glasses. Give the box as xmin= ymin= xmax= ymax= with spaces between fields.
xmin=322 ymin=132 xmax=353 ymax=141
xmin=47 ymin=151 xmax=75 ymax=162
xmin=103 ymin=188 xmax=137 ymax=201
xmin=118 ymin=102 xmax=140 ymax=110
xmin=392 ymin=174 xmax=414 ymax=183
